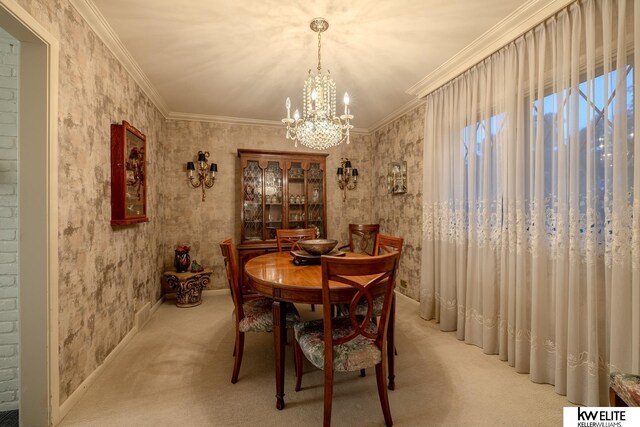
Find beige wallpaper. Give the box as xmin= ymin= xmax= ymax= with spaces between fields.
xmin=15 ymin=0 xmax=166 ymax=402
xmin=372 ymin=104 xmax=426 ymax=300
xmin=161 ymin=120 xmax=373 ymax=290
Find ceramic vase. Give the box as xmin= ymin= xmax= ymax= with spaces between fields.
xmin=174 ymin=248 xmax=191 ymax=273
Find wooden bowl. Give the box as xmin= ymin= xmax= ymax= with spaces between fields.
xmin=298 ymin=239 xmax=338 ymax=256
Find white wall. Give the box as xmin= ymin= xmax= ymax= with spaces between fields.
xmin=0 ymin=29 xmax=18 ymax=412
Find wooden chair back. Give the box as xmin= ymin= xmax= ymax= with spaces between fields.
xmin=320 ymin=252 xmax=400 ymax=367
xmin=276 ymin=228 xmax=316 ymax=252
xmin=341 ymin=224 xmax=380 ymax=255
xmin=219 ymin=239 xmax=244 ymax=320
xmin=374 ymin=234 xmax=404 ymax=257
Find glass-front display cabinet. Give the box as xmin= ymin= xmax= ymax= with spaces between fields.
xmin=110 ymin=121 xmax=148 ymax=225
xmin=237 ymin=149 xmax=328 ymax=291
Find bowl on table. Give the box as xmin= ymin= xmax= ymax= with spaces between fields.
xmin=298 ymin=239 xmax=338 ymax=256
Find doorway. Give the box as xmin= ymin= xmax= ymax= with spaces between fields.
xmin=0 ymin=1 xmax=59 ymax=425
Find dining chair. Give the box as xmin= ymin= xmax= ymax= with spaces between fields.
xmin=338 ymin=223 xmax=380 ymax=255
xmin=356 ymin=234 xmax=403 ymax=383
xmin=293 ymin=252 xmax=400 ymax=427
xmin=337 ymin=234 xmax=404 ymax=383
xmin=361 ymin=234 xmax=404 ymax=315
xmin=220 ymin=239 xmax=300 ymax=383
xmin=276 ymin=227 xmax=317 ymax=252
xmin=276 ymin=227 xmax=317 ymax=310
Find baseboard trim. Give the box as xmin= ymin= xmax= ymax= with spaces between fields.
xmin=150 ymin=295 xmax=164 ymax=314
xmin=57 ymin=297 xmax=162 ymax=422
xmin=395 ymin=290 xmax=419 ymax=306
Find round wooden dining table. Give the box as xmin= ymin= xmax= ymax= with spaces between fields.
xmin=244 ymin=251 xmax=396 ymax=410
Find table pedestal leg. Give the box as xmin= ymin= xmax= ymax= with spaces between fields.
xmin=387 ymin=294 xmax=395 ymax=390
xmin=273 ymin=301 xmax=286 ymax=410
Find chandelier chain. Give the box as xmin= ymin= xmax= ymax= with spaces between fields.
xmin=317 ymin=30 xmax=322 ymax=72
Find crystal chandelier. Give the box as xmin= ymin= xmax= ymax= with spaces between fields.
xmin=282 ymin=18 xmax=353 ymax=150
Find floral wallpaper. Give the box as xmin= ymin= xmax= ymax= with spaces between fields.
xmin=372 ymin=104 xmax=425 ymax=300
xmin=162 ymin=120 xmax=373 ymax=291
xmin=15 ymin=0 xmax=166 ymax=402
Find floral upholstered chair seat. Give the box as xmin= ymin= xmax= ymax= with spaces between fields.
xmin=610 ymin=372 xmax=640 ymax=406
xmin=338 ymin=295 xmax=384 ymax=317
xmin=238 ymin=297 xmax=300 ymax=333
xmin=294 ymin=316 xmax=381 ymax=372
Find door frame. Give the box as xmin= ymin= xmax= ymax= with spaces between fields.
xmin=0 ymin=0 xmax=59 ymax=425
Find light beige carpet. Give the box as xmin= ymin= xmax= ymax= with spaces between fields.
xmin=59 ymin=293 xmax=571 ymax=426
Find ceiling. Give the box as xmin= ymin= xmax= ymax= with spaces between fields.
xmin=90 ymin=0 xmax=529 ymax=130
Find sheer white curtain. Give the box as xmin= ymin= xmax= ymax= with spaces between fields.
xmin=420 ymin=0 xmax=637 ymax=406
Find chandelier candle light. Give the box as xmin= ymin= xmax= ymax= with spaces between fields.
xmin=337 ymin=158 xmax=358 ymax=201
xmin=186 ymin=151 xmax=217 ymax=202
xmin=282 ymin=18 xmax=353 ymax=150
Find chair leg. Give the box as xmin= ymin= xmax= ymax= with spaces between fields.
xmin=387 ymin=295 xmax=396 ymax=390
xmin=375 ymin=363 xmax=393 ymax=426
xmin=323 ymin=368 xmax=334 ymax=427
xmin=231 ymin=330 xmax=245 ymax=384
xmin=294 ymin=340 xmax=304 ymax=391
xmin=387 ymin=340 xmax=395 ymax=391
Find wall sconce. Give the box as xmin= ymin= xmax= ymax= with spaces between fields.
xmin=337 ymin=158 xmax=358 ymax=201
xmin=187 ymin=151 xmax=217 ymax=202
xmin=387 ymin=161 xmax=407 ymax=194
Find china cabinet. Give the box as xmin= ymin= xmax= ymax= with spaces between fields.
xmin=237 ymin=149 xmax=328 ymax=291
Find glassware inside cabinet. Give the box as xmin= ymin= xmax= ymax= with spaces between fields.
xmin=288 ymin=161 xmax=305 ymax=228
xmin=238 ymin=150 xmax=328 ymax=245
xmin=242 ymin=160 xmax=263 ymax=240
xmin=265 ymin=161 xmax=283 ymax=239
xmin=307 ymin=162 xmax=324 ymax=237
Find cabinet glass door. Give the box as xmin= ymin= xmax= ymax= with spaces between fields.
xmin=307 ymin=162 xmax=325 ymax=237
xmin=287 ymin=161 xmax=305 ymax=229
xmin=265 ymin=161 xmax=283 ymax=240
xmin=242 ymin=160 xmax=263 ymax=241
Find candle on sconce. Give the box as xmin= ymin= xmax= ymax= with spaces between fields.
xmin=285 ymin=97 xmax=291 ymax=119
xmin=337 ymin=158 xmax=358 ymax=201
xmin=343 ymin=92 xmax=350 ymax=115
xmin=187 ymin=152 xmax=217 ymax=202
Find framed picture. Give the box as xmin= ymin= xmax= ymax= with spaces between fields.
xmin=387 ymin=161 xmax=407 ymax=194
xmin=110 ymin=121 xmax=148 ymax=225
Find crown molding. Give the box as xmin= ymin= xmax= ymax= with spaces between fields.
xmin=69 ymin=0 xmax=170 ymax=116
xmin=166 ymin=111 xmax=285 ymax=128
xmin=369 ymin=97 xmax=425 ymax=134
xmin=406 ymin=0 xmax=575 ymax=98
xmin=166 ymin=111 xmax=369 ymax=134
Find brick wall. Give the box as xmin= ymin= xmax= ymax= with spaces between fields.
xmin=0 ymin=34 xmax=19 ymax=412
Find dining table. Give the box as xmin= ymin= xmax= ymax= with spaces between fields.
xmin=244 ymin=251 xmax=396 ymax=410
